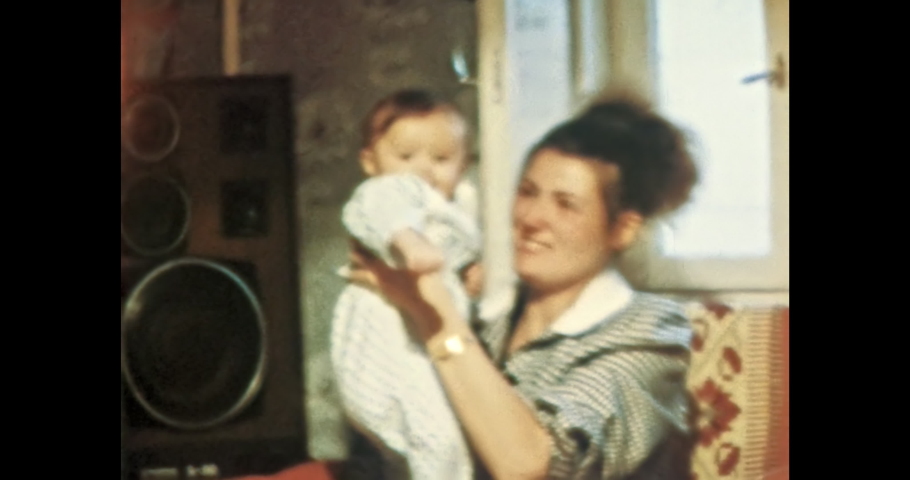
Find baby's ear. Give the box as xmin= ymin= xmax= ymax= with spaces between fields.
xmin=459 ymin=151 xmax=476 ymax=174
xmin=359 ymin=148 xmax=378 ymax=176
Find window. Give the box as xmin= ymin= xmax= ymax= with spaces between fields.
xmin=652 ymin=0 xmax=773 ymax=259
xmin=613 ymin=0 xmax=790 ymax=292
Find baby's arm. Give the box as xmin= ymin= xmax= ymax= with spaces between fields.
xmin=342 ymin=174 xmax=443 ymax=273
xmin=390 ymin=228 xmax=445 ymax=274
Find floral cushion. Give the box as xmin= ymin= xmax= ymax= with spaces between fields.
xmin=686 ymin=302 xmax=790 ymax=480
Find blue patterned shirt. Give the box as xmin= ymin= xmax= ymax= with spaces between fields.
xmin=473 ymin=270 xmax=695 ymax=479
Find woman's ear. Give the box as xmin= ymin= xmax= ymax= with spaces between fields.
xmin=360 ymin=148 xmax=378 ymax=177
xmin=609 ymin=211 xmax=644 ymax=251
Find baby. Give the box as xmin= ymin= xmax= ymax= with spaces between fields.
xmin=330 ymin=90 xmax=482 ymax=480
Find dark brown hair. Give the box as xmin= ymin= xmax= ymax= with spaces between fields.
xmin=361 ymin=89 xmax=466 ymax=150
xmin=528 ymin=94 xmax=699 ymax=220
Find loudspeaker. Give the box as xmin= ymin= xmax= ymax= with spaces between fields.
xmin=120 ymin=76 xmax=306 ymax=480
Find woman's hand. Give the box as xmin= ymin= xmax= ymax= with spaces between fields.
xmin=347 ymin=248 xmax=455 ymax=342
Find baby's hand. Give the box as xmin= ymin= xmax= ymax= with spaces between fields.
xmin=391 ymin=229 xmax=445 ymax=274
xmin=461 ymin=262 xmax=484 ymax=299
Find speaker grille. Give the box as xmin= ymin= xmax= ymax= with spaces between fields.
xmin=122 ymin=259 xmax=267 ymax=431
xmin=121 ymin=175 xmax=190 ymax=257
xmin=122 ymin=94 xmax=181 ymax=163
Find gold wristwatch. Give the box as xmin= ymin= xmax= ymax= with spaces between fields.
xmin=429 ymin=334 xmax=476 ymax=362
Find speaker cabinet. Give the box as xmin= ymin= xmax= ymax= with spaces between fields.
xmin=120 ymin=76 xmax=306 ymax=480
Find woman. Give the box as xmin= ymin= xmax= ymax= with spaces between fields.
xmin=233 ymin=95 xmax=699 ymax=480
xmin=349 ymin=95 xmax=700 ymax=480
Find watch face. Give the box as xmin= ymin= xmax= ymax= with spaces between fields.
xmin=445 ymin=336 xmax=466 ymax=355
xmin=431 ymin=334 xmax=475 ymax=361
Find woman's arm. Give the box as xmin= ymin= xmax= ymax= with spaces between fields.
xmin=353 ymin=256 xmax=552 ymax=480
xmin=429 ymin=314 xmax=553 ymax=480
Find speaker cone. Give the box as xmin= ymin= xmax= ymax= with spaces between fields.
xmin=122 ymin=94 xmax=181 ymax=163
xmin=121 ymin=175 xmax=190 ymax=257
xmin=121 ymin=258 xmax=267 ymax=430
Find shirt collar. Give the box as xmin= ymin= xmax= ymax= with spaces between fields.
xmin=478 ymin=268 xmax=636 ymax=337
xmin=550 ymin=269 xmax=636 ymax=336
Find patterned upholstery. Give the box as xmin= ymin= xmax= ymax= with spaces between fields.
xmin=686 ymin=302 xmax=790 ymax=480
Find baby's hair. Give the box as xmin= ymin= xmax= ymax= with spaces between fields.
xmin=361 ymin=89 xmax=467 ymax=150
xmin=530 ymin=92 xmax=699 ymax=220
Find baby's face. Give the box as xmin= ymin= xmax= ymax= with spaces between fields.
xmin=363 ymin=109 xmax=468 ymax=200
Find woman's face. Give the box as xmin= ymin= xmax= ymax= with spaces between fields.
xmin=513 ymin=148 xmax=630 ymax=293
